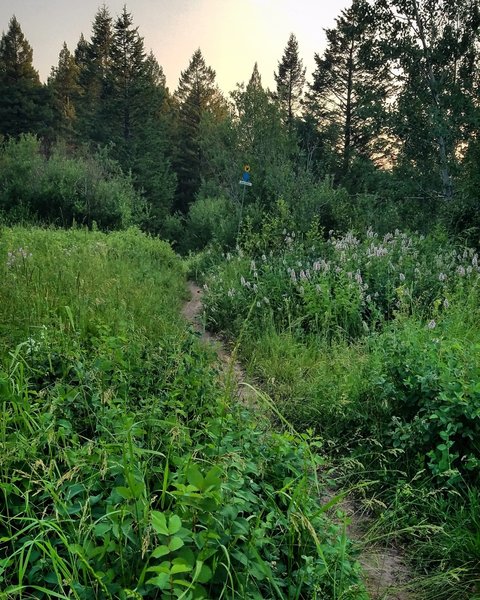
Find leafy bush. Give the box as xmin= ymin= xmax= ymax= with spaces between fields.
xmin=373 ymin=309 xmax=480 ymax=484
xmin=0 ymin=135 xmax=146 ymax=229
xmin=183 ymin=196 xmax=239 ymax=252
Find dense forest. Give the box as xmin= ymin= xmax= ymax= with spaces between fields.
xmin=1 ymin=0 xmax=480 ymax=246
xmin=2 ymin=1 xmax=480 ymax=599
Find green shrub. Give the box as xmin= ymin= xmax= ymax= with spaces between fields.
xmin=0 ymin=136 xmax=146 ymax=230
xmin=183 ymin=196 xmax=239 ymax=252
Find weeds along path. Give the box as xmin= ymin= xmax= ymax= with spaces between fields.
xmin=182 ymin=280 xmax=413 ymax=600
xmin=182 ymin=281 xmax=254 ymax=405
xmin=326 ymin=494 xmax=413 ymax=600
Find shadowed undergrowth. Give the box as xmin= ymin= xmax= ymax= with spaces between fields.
xmin=0 ymin=226 xmax=366 ymax=599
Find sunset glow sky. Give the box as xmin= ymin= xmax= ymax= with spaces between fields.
xmin=0 ymin=0 xmax=352 ymax=93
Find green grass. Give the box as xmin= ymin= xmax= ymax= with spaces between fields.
xmin=200 ymin=227 xmax=480 ymax=599
xmin=0 ymin=226 xmax=366 ymax=599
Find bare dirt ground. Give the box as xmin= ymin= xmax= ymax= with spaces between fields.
xmin=330 ymin=495 xmax=413 ymax=599
xmin=182 ymin=280 xmax=414 ymax=600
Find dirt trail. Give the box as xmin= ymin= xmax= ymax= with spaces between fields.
xmin=181 ymin=281 xmax=253 ymax=404
xmin=331 ymin=495 xmax=412 ymax=600
xmin=182 ymin=281 xmax=413 ymax=600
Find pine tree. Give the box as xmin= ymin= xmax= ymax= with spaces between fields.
xmin=274 ymin=34 xmax=306 ymax=126
xmin=48 ymin=43 xmax=81 ymax=141
xmin=307 ymin=0 xmax=391 ymax=179
xmin=108 ymin=7 xmax=147 ymax=152
xmin=75 ymin=6 xmax=114 ymax=142
xmin=173 ymin=49 xmax=225 ymax=211
xmin=0 ymin=16 xmax=48 ymax=137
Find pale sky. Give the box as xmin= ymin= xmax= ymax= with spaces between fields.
xmin=0 ymin=0 xmax=352 ymax=94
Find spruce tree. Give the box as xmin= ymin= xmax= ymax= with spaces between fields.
xmin=48 ymin=43 xmax=81 ymax=141
xmin=109 ymin=6 xmax=147 ymax=151
xmin=307 ymin=0 xmax=391 ymax=180
xmin=75 ymin=6 xmax=114 ymax=143
xmin=0 ymin=16 xmax=48 ymax=137
xmin=108 ymin=8 xmax=175 ymax=229
xmin=274 ymin=33 xmax=306 ymax=126
xmin=173 ymin=49 xmax=224 ymax=211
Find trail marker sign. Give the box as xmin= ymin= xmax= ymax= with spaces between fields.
xmin=239 ymin=164 xmax=252 ymax=186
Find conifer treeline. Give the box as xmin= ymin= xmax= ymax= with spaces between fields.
xmin=0 ymin=1 xmax=479 ymax=238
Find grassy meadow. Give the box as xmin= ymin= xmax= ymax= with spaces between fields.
xmin=0 ymin=226 xmax=367 ymax=599
xmin=199 ymin=224 xmax=480 ymax=599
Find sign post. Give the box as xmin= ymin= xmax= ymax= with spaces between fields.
xmin=238 ymin=164 xmax=252 ymax=236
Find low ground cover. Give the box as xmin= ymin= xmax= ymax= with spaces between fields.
xmin=0 ymin=227 xmax=365 ymax=599
xmin=199 ymin=226 xmax=480 ymax=598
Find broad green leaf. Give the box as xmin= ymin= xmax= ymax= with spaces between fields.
xmin=168 ymin=536 xmax=184 ymax=552
xmin=94 ymin=523 xmax=111 ymax=537
xmin=168 ymin=514 xmax=182 ymax=535
xmin=196 ymin=562 xmax=212 ymax=584
xmin=187 ymin=464 xmax=204 ymax=490
xmin=177 ymin=547 xmax=196 ymax=567
xmin=115 ymin=486 xmax=133 ymax=499
xmin=151 ymin=545 xmax=170 ymax=558
xmin=151 ymin=511 xmax=169 ymax=535
xmin=204 ymin=466 xmax=222 ymax=490
xmin=147 ymin=573 xmax=170 ymax=589
xmin=170 ymin=563 xmax=192 ymax=574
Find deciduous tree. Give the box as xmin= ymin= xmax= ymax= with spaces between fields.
xmin=375 ymin=0 xmax=480 ymax=198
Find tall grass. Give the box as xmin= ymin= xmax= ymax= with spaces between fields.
xmin=0 ymin=226 xmax=365 ymax=598
xmin=200 ymin=226 xmax=480 ymax=598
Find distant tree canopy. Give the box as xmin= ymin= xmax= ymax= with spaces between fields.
xmin=1 ymin=1 xmax=480 ymax=241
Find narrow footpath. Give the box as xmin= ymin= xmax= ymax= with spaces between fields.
xmin=182 ymin=281 xmax=414 ymax=600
